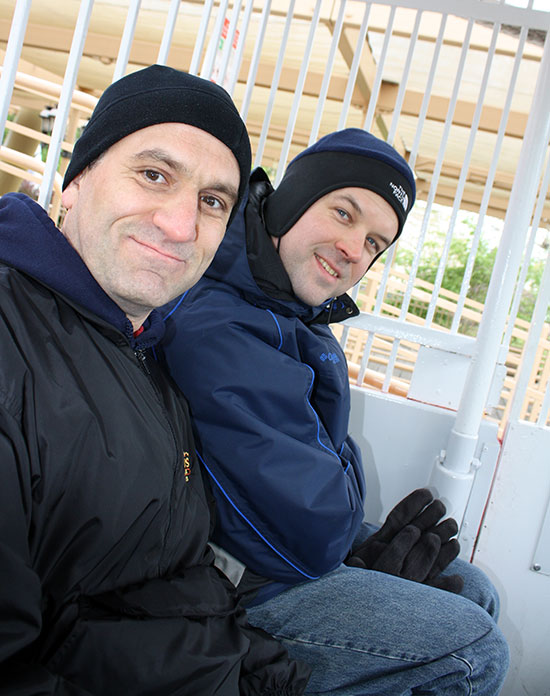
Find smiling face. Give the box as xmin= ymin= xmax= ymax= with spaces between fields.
xmin=61 ymin=123 xmax=240 ymax=329
xmin=275 ymin=187 xmax=399 ymax=306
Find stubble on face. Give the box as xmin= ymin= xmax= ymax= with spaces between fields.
xmin=61 ymin=123 xmax=240 ymax=329
xmin=276 ymin=187 xmax=399 ymax=307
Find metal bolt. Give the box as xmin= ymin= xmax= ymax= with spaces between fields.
xmin=533 ymin=563 xmax=541 ymax=572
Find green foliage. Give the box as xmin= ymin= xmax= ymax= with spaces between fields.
xmin=2 ymin=112 xmax=15 ymax=144
xmin=387 ymin=215 xmax=546 ymax=334
xmin=394 ymin=232 xmax=497 ymax=303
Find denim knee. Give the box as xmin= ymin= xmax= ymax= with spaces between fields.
xmin=456 ymin=612 xmax=510 ymax=695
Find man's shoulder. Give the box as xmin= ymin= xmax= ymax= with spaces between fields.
xmin=0 ymin=262 xmax=65 ymax=328
xmin=169 ymin=276 xmax=269 ymax=328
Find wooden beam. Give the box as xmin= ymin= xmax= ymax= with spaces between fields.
xmin=378 ymin=85 xmax=527 ymax=139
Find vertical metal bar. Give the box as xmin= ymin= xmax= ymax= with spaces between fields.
xmin=432 ymin=32 xmax=550 ymax=521
xmin=0 ymin=0 xmax=32 ymax=141
xmin=254 ymin=0 xmax=296 ymax=168
xmin=216 ymin=0 xmax=243 ymax=89
xmin=538 ymin=379 xmax=550 ymax=427
xmin=363 ymin=5 xmax=395 ymax=133
xmin=382 ymin=9 xmax=422 ymax=391
xmin=503 ymin=149 xmax=550 ymax=350
xmin=112 ymin=0 xmax=142 ymax=82
xmin=337 ymin=2 xmax=370 ymax=131
xmin=189 ymin=0 xmax=215 ymax=75
xmin=451 ymin=26 xmax=528 ymax=333
xmin=387 ymin=9 xmax=422 ymax=146
xmin=240 ymin=0 xmax=272 ymax=121
xmin=227 ymin=0 xmax=255 ymax=95
xmin=408 ymin=13 xmax=448 ymax=170
xmin=38 ymin=0 xmax=95 ymax=210
xmin=357 ymin=330 xmax=377 ymax=386
xmin=348 ymin=13 xmax=447 ymax=380
xmin=200 ymin=0 xmax=230 ymax=80
xmin=425 ymin=21 xmax=500 ymax=327
xmin=157 ymin=0 xmax=181 ymax=65
xmin=398 ymin=20 xmax=474 ymax=324
xmin=309 ymin=0 xmax=347 ymax=145
xmin=509 ymin=248 xmax=550 ymax=425
xmin=367 ymin=15 xmax=447 ymax=383
xmin=274 ymin=0 xmax=322 ymax=183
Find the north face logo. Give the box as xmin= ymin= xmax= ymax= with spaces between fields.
xmin=389 ymin=182 xmax=408 ymax=212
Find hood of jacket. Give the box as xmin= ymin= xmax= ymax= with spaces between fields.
xmin=0 ymin=193 xmax=164 ymax=349
xmin=203 ymin=168 xmax=359 ymax=326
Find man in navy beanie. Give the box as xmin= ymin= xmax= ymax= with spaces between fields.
xmin=0 ymin=64 xmax=311 ymax=694
xmin=162 ymin=128 xmax=510 ymax=695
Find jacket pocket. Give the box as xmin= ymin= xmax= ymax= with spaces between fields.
xmin=46 ymin=571 xmax=249 ymax=695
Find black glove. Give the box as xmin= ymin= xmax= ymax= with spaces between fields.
xmin=345 ymin=489 xmax=464 ymax=593
xmin=411 ymin=502 xmax=464 ymax=594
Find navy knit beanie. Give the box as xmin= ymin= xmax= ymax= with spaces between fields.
xmin=63 ymin=65 xmax=251 ymax=217
xmin=264 ymin=128 xmax=415 ymax=242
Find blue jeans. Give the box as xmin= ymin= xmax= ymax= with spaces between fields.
xmin=246 ymin=524 xmax=509 ymax=695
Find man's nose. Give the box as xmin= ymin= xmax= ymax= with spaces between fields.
xmin=152 ymin=195 xmax=199 ymax=243
xmin=335 ymin=231 xmax=364 ymax=263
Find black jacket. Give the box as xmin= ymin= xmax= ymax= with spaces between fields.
xmin=0 ymin=193 xmax=310 ymax=695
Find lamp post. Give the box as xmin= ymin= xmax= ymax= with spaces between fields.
xmin=39 ymin=105 xmax=57 ymax=161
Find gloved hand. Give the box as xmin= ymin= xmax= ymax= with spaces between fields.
xmin=345 ymin=489 xmax=464 ymax=594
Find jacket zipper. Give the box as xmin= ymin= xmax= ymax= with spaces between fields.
xmin=134 ymin=347 xmax=183 ymax=575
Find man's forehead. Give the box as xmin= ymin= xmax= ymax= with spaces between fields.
xmin=114 ymin=122 xmax=234 ymax=158
xmin=328 ymin=186 xmax=390 ymax=208
xmin=106 ymin=124 xmax=240 ymax=194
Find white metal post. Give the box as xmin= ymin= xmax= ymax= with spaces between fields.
xmin=37 ymin=0 xmax=95 ymax=211
xmin=112 ymin=0 xmax=142 ymax=82
xmin=189 ymin=0 xmax=215 ymax=75
xmin=430 ymin=32 xmax=550 ymax=523
xmin=0 ymin=0 xmax=32 ymax=141
xmin=275 ymin=0 xmax=322 ymax=183
xmin=240 ymin=0 xmax=272 ymax=121
xmin=200 ymin=0 xmax=230 ymax=80
xmin=157 ymin=0 xmax=181 ymax=65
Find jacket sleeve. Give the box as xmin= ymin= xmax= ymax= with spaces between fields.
xmin=238 ymin=619 xmax=311 ymax=695
xmin=163 ymin=303 xmax=366 ymax=584
xmin=0 ymin=407 xmax=94 ymax=696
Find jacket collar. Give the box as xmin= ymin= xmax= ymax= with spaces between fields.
xmin=0 ymin=193 xmax=165 ymax=348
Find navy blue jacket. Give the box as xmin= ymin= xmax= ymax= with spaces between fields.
xmin=162 ymin=171 xmax=366 ymax=600
xmin=0 ymin=193 xmax=310 ymax=695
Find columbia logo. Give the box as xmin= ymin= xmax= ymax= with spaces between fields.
xmin=389 ymin=182 xmax=409 ymax=212
xmin=320 ymin=352 xmax=340 ymax=364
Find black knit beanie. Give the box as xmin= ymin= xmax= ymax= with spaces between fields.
xmin=264 ymin=128 xmax=415 ymax=244
xmin=63 ymin=64 xmax=251 ymax=218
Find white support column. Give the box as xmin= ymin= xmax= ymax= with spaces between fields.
xmin=430 ymin=32 xmax=550 ymax=524
xmin=38 ymin=0 xmax=95 ymax=211
xmin=112 ymin=0 xmax=142 ymax=82
xmin=157 ymin=0 xmax=181 ymax=65
xmin=0 ymin=0 xmax=32 ymax=140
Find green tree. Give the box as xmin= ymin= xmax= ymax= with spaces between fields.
xmin=392 ymin=220 xmax=545 ymax=331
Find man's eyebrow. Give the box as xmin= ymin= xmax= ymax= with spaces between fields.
xmin=131 ymin=148 xmax=239 ymax=205
xmin=207 ymin=180 xmax=239 ymax=207
xmin=131 ymin=148 xmax=184 ymax=172
xmin=335 ymin=192 xmax=394 ymax=248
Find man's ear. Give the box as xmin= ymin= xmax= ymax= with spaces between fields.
xmin=61 ymin=173 xmax=83 ymax=210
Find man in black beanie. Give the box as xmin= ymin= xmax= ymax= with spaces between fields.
xmin=162 ymin=128 xmax=510 ymax=694
xmin=0 ymin=64 xmax=311 ymax=694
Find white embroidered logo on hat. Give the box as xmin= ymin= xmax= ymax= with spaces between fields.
xmin=389 ymin=182 xmax=408 ymax=212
